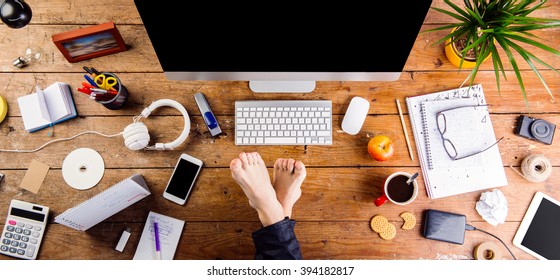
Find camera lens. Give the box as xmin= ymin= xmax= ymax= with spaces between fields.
xmin=531 ymin=120 xmax=552 ymax=140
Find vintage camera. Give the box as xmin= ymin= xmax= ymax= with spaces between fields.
xmin=514 ymin=115 xmax=556 ymax=145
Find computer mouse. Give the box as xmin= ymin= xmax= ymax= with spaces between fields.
xmin=341 ymin=96 xmax=370 ymax=135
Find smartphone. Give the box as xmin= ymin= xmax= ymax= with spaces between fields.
xmin=163 ymin=153 xmax=203 ymax=205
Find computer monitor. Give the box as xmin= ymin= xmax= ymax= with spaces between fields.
xmin=134 ymin=1 xmax=433 ymax=93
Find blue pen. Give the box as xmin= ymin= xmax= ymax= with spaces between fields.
xmin=84 ymin=74 xmax=98 ymax=88
xmin=154 ymin=220 xmax=162 ymax=260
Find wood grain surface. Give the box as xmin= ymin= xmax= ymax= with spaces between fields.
xmin=0 ymin=0 xmax=559 ymax=260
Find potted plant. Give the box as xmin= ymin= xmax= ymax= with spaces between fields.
xmin=425 ymin=0 xmax=560 ymax=103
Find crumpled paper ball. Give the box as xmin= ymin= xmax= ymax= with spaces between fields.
xmin=475 ymin=189 xmax=508 ymax=226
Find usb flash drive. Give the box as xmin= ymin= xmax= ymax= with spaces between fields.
xmin=115 ymin=227 xmax=131 ymax=252
xmin=194 ymin=92 xmax=222 ymax=136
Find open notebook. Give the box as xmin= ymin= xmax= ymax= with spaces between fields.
xmin=17 ymin=82 xmax=77 ymax=132
xmin=406 ymin=85 xmax=507 ymax=199
xmin=54 ymin=174 xmax=150 ymax=231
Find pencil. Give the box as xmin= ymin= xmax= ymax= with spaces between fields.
xmin=396 ymin=99 xmax=414 ymax=161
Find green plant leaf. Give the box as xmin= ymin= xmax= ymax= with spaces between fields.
xmin=431 ymin=7 xmax=470 ymax=22
xmin=506 ymin=38 xmax=556 ymax=100
xmin=424 ymin=0 xmax=559 ymax=104
xmin=494 ymin=35 xmax=529 ymax=105
xmin=502 ymin=33 xmax=560 ymax=56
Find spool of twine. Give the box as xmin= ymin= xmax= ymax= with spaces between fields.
xmin=510 ymin=154 xmax=552 ymax=183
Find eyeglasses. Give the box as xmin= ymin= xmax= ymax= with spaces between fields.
xmin=436 ymin=105 xmax=504 ymax=161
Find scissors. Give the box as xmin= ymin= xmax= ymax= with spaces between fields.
xmin=94 ymin=74 xmax=118 ymax=90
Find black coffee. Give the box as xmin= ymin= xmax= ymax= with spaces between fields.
xmin=387 ymin=175 xmax=414 ymax=203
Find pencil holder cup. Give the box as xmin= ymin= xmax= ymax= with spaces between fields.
xmin=97 ymin=72 xmax=128 ymax=110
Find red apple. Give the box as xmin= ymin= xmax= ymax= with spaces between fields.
xmin=368 ymin=135 xmax=394 ymax=161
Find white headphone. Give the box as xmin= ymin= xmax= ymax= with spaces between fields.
xmin=123 ymin=99 xmax=191 ymax=150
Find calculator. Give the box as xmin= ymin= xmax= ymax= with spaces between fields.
xmin=1 ymin=199 xmax=49 ymax=260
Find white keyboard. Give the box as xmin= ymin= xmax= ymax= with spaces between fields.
xmin=235 ymin=100 xmax=332 ymax=145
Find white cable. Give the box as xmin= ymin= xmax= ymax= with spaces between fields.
xmin=0 ymin=131 xmax=123 ymax=153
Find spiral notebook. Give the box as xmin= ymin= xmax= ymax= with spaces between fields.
xmin=54 ymin=174 xmax=151 ymax=231
xmin=406 ymin=85 xmax=507 ymax=199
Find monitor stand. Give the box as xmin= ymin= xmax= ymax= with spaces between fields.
xmin=249 ymin=81 xmax=316 ymax=93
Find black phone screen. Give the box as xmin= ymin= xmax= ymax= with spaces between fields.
xmin=165 ymin=159 xmax=201 ymax=200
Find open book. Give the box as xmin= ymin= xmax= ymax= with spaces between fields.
xmin=17 ymin=82 xmax=77 ymax=132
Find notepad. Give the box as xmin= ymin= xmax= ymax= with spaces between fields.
xmin=17 ymin=82 xmax=77 ymax=132
xmin=133 ymin=211 xmax=185 ymax=260
xmin=405 ymin=85 xmax=507 ymax=199
xmin=54 ymin=174 xmax=150 ymax=231
xmin=421 ymin=99 xmax=494 ymax=170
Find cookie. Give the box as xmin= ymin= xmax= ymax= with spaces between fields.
xmin=379 ymin=223 xmax=396 ymax=240
xmin=370 ymin=215 xmax=389 ymax=233
xmin=400 ymin=211 xmax=416 ymax=230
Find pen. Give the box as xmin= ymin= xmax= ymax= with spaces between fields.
xmin=77 ymin=87 xmax=91 ymax=95
xmin=81 ymin=82 xmax=116 ymax=93
xmin=84 ymin=74 xmax=98 ymax=88
xmin=83 ymin=66 xmax=96 ymax=77
xmin=90 ymin=88 xmax=118 ymax=95
xmin=78 ymin=87 xmax=118 ymax=95
xmin=90 ymin=67 xmax=101 ymax=76
xmin=91 ymin=93 xmax=113 ymax=101
xmin=154 ymin=220 xmax=162 ymax=260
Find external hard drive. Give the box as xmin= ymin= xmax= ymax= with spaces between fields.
xmin=422 ymin=209 xmax=466 ymax=245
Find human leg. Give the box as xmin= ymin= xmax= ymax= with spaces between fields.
xmin=230 ymin=152 xmax=285 ymax=226
xmin=273 ymin=158 xmax=306 ymax=218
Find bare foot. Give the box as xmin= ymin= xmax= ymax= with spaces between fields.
xmin=230 ymin=152 xmax=285 ymax=226
xmin=273 ymin=158 xmax=306 ymax=218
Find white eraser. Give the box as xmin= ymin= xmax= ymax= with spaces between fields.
xmin=115 ymin=228 xmax=131 ymax=252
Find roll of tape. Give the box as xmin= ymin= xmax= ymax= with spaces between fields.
xmin=474 ymin=242 xmax=502 ymax=260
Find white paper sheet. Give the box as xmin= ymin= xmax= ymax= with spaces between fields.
xmin=133 ymin=211 xmax=185 ymax=260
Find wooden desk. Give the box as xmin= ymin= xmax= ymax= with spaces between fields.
xmin=0 ymin=0 xmax=559 ymax=260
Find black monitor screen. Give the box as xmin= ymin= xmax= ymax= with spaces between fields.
xmin=134 ymin=1 xmax=432 ymax=75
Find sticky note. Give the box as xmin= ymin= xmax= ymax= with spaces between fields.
xmin=19 ymin=159 xmax=50 ymax=194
